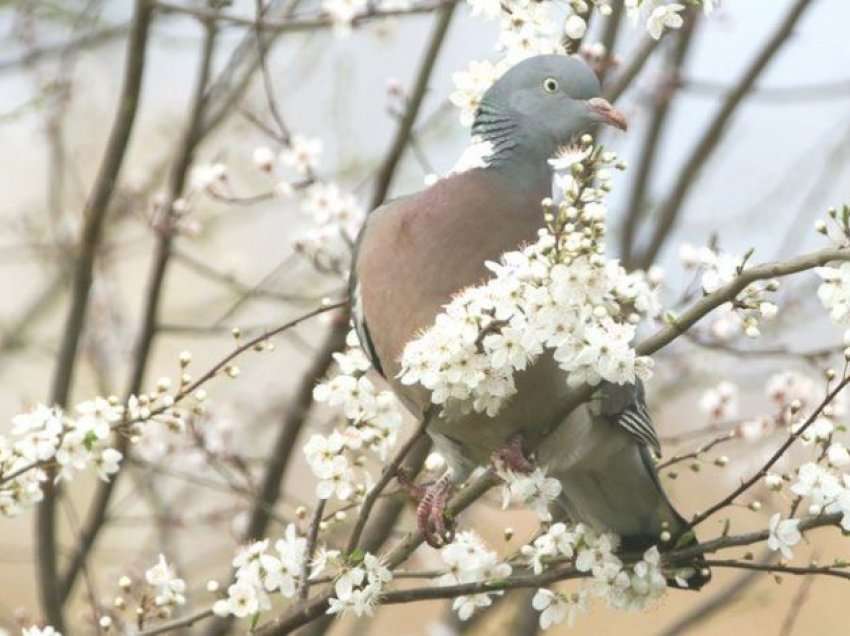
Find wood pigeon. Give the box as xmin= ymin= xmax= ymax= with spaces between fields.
xmin=351 ymin=54 xmax=708 ymax=588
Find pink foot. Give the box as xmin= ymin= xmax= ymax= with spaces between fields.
xmin=491 ymin=434 xmax=535 ymax=474
xmin=416 ymin=475 xmax=455 ymax=548
xmin=396 ymin=467 xmax=426 ymax=501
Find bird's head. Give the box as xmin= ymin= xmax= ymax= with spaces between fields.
xmin=473 ymin=55 xmax=626 ymax=165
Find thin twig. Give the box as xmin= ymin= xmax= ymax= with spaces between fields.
xmin=656 ymin=430 xmax=737 ymax=471
xmin=369 ymin=0 xmax=457 ymax=209
xmin=155 ymin=0 xmax=457 ymax=34
xmin=603 ymin=34 xmax=661 ymax=102
xmin=702 ymin=559 xmax=850 ymax=581
xmin=621 ymin=9 xmax=698 ymax=265
xmin=0 ymin=24 xmax=130 ymax=73
xmin=0 ymin=301 xmax=346 ymax=489
xmin=299 ymin=499 xmax=327 ymax=600
xmin=689 ymin=374 xmax=850 ymax=529
xmin=137 ymin=608 xmax=215 ymax=635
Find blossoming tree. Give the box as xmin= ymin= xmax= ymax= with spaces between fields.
xmin=2 ymin=0 xmax=850 ymax=634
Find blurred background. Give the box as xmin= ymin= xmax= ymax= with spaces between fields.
xmin=1 ymin=0 xmax=850 ymax=633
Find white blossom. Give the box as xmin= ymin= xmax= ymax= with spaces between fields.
xmin=435 ymin=531 xmax=511 ymax=620
xmin=826 ymin=475 xmax=850 ymax=530
xmin=452 ymin=594 xmax=494 ymax=620
xmin=646 ymin=3 xmax=685 ymax=40
xmin=564 ymin=15 xmax=588 ymax=40
xmin=767 ymin=513 xmax=801 ymax=559
xmin=791 ymin=463 xmax=842 ymax=511
xmin=532 ymin=588 xmax=587 ymax=629
xmin=699 ymin=381 xmax=739 ymax=421
xmin=327 ymin=553 xmax=393 ymax=617
xmin=450 ymin=60 xmax=503 ymax=126
xmin=827 ymin=443 xmax=850 ymax=467
xmin=213 ymin=579 xmax=263 ymax=618
xmin=214 ymin=526 xmax=314 ymax=620
xmin=145 ymin=554 xmax=187 ymax=607
xmin=466 ymin=0 xmax=501 ymax=20
xmin=522 ymin=522 xmax=582 ymax=574
xmin=500 ymin=467 xmax=562 ymax=520
xmin=280 ymin=135 xmax=322 ymax=175
xmin=816 ymin=262 xmax=850 ymax=325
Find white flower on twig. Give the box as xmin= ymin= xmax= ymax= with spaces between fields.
xmin=767 ymin=513 xmax=801 ymax=559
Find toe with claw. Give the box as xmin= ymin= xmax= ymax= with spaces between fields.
xmin=417 ymin=475 xmax=455 ymax=548
xmin=395 ymin=469 xmax=456 ymax=547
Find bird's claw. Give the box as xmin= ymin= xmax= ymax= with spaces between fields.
xmin=416 ymin=475 xmax=455 ymax=548
xmin=491 ymin=434 xmax=535 ymax=474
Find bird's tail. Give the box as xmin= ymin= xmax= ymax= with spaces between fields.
xmin=550 ymin=443 xmax=711 ymax=591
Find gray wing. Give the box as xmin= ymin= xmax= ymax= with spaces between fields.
xmin=598 ymin=380 xmax=661 ymax=456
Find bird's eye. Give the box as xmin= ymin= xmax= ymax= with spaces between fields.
xmin=543 ymin=77 xmax=559 ymax=94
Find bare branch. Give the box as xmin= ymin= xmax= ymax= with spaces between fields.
xmin=370 ymin=0 xmax=457 ymax=209
xmin=37 ymin=1 xmax=156 ymax=628
xmin=620 ymin=9 xmax=699 ymax=265
xmin=634 ymin=0 xmax=816 ymax=269
xmin=59 ymin=12 xmax=223 ymax=604
xmin=689 ymin=374 xmax=850 ymax=529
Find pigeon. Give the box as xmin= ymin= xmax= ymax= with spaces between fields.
xmin=350 ymin=54 xmax=708 ymax=588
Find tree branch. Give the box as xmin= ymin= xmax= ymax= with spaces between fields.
xmin=37 ymin=1 xmax=155 ymax=628
xmin=58 ymin=12 xmax=222 ymax=605
xmin=620 ymin=9 xmax=699 ymax=265
xmin=370 ymin=0 xmax=457 ymax=209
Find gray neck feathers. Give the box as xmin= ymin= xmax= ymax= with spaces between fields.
xmin=472 ymin=99 xmax=519 ymax=167
xmin=472 ymin=98 xmax=554 ymax=194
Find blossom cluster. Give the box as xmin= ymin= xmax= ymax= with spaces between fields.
xmin=308 ymin=331 xmax=405 ymax=501
xmin=521 ymin=522 xmax=669 ymax=630
xmin=255 ymin=133 xmax=367 ymax=269
xmin=816 ymin=259 xmax=850 ymax=340
xmin=698 ymin=380 xmax=739 ymax=423
xmin=399 ymin=143 xmax=658 ymax=418
xmin=696 ymin=370 xmax=850 ymax=561
xmin=679 ymin=242 xmax=779 ymax=339
xmin=725 ymin=370 xmax=847 ymax=443
xmin=499 ymin=466 xmax=563 ymax=520
xmin=764 ymin=459 xmax=850 ymax=560
xmin=212 ymin=524 xmax=337 ymax=618
xmin=145 ymin=554 xmax=188 ymax=608
xmin=435 ymin=531 xmax=513 ymax=620
xmin=327 ymin=553 xmax=393 ymax=617
xmin=294 ymin=181 xmax=366 ymax=268
xmin=0 ymin=378 xmax=192 ymax=518
xmin=0 ymin=400 xmax=122 ymax=517
xmin=321 ymin=0 xmax=415 ymax=35
xmin=199 ymin=132 xmax=367 ymax=270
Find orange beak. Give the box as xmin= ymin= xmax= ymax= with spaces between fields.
xmin=586 ymin=97 xmax=628 ymax=131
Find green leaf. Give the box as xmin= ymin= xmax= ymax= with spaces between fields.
xmin=347 ymin=548 xmax=365 ymax=565
xmin=83 ymin=431 xmax=98 ymax=451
